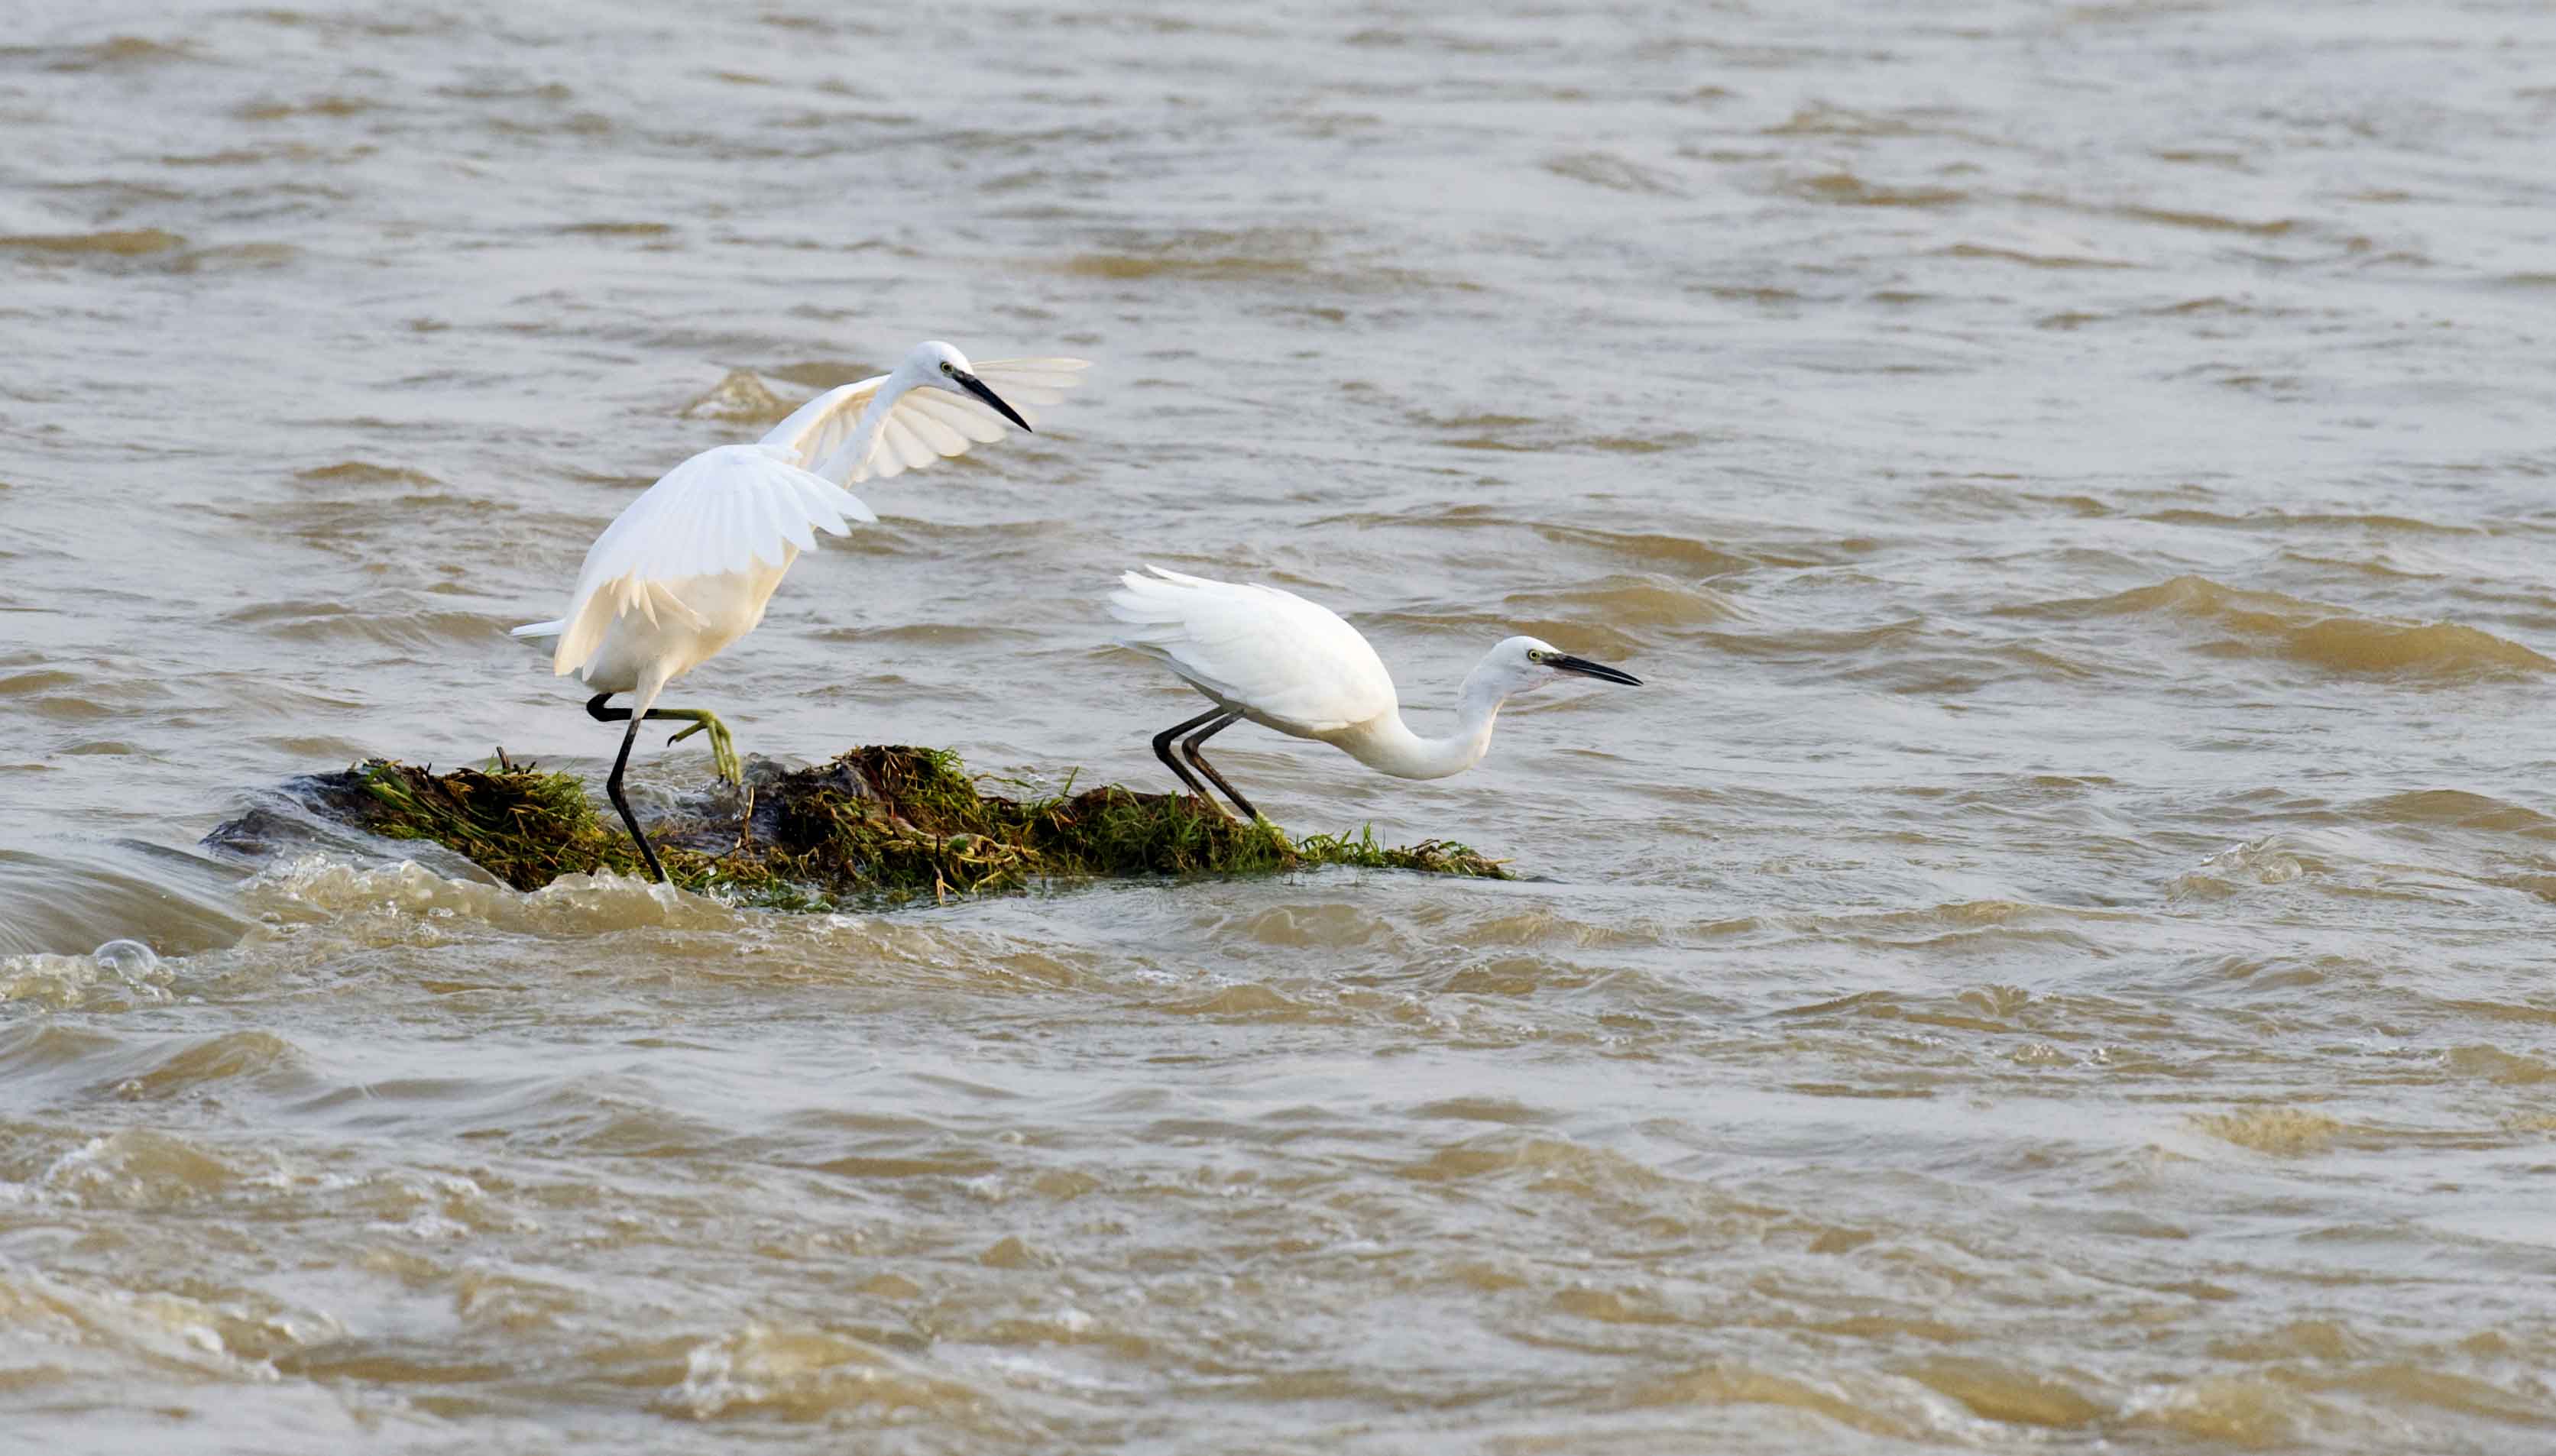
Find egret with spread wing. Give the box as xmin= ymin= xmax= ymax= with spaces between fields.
xmin=1106 ymin=565 xmax=1641 ymax=821
xmin=513 ymin=341 xmax=1088 ymax=881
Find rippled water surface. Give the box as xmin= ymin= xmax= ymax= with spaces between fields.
xmin=6 ymin=1 xmax=2556 ymax=1450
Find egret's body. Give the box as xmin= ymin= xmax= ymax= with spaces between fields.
xmin=559 ymin=539 xmax=794 ymax=703
xmin=513 ymin=342 xmax=1088 ymax=880
xmin=1106 ymin=566 xmax=1641 ymax=820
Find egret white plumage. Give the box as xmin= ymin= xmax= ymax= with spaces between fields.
xmin=513 ymin=341 xmax=1088 ymax=881
xmin=1106 ymin=565 xmax=1641 ymax=820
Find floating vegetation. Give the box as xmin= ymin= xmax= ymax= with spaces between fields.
xmin=207 ymin=747 xmax=1509 ymax=908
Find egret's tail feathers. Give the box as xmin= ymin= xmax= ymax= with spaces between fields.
xmin=1106 ymin=564 xmax=1191 ymax=630
xmin=1102 ymin=563 xmax=1389 ymax=733
xmin=510 ymin=620 xmax=565 ymax=639
xmin=1107 ymin=564 xmax=1247 ymax=630
xmin=1105 ymin=566 xmax=1250 ymax=700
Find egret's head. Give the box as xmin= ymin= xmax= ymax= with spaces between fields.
xmin=1479 ymin=635 xmax=1644 ymax=698
xmin=902 ymin=340 xmax=1032 ymax=432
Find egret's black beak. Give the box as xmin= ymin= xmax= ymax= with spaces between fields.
xmin=1551 ymin=654 xmax=1642 ymax=686
xmin=954 ymin=370 xmax=1033 ymax=432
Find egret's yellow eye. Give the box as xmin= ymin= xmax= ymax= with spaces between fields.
xmin=941 ymin=361 xmax=957 ymax=376
xmin=1527 ymin=649 xmax=1549 ymax=663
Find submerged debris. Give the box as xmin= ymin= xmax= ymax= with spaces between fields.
xmin=206 ymin=747 xmax=1509 ymax=908
xmin=678 ymin=367 xmax=789 ymax=424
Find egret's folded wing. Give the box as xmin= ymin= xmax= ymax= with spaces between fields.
xmin=773 ymin=358 xmax=1090 ymax=486
xmin=1107 ymin=565 xmax=1395 ymax=732
xmin=546 ymin=443 xmax=876 ymax=676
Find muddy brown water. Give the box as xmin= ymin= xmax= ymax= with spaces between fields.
xmin=5 ymin=2 xmax=2555 ymax=1451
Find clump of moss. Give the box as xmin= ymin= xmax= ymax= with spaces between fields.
xmin=350 ymin=759 xmax=650 ymax=890
xmin=224 ymin=746 xmax=1509 ymax=908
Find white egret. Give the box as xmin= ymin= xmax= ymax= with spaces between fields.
xmin=513 ymin=341 xmax=1089 ymax=881
xmin=1106 ymin=565 xmax=1641 ymax=820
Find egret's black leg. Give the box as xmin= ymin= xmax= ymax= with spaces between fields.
xmin=1180 ymin=712 xmax=1261 ymax=823
xmin=1152 ymin=707 xmax=1228 ymax=807
xmin=602 ymin=713 xmax=668 ymax=884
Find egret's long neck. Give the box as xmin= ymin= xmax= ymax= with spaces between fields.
xmin=1349 ymin=665 xmax=1508 ymax=781
xmin=827 ymin=368 xmax=921 ymax=482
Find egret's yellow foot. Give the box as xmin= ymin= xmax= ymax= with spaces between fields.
xmin=661 ymin=710 xmax=743 ymax=787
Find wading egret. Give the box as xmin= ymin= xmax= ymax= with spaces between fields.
xmin=1106 ymin=565 xmax=1641 ymax=820
xmin=513 ymin=341 xmax=1088 ymax=881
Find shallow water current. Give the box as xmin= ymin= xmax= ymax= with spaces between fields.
xmin=5 ymin=2 xmax=2556 ymax=1451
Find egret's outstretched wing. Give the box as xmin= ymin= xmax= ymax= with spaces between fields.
xmin=760 ymin=358 xmax=1090 ymax=486
xmin=525 ymin=442 xmax=876 ymax=677
xmin=1107 ymin=565 xmax=1398 ymax=733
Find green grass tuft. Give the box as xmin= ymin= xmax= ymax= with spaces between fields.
xmin=355 ymin=760 xmax=647 ymax=890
